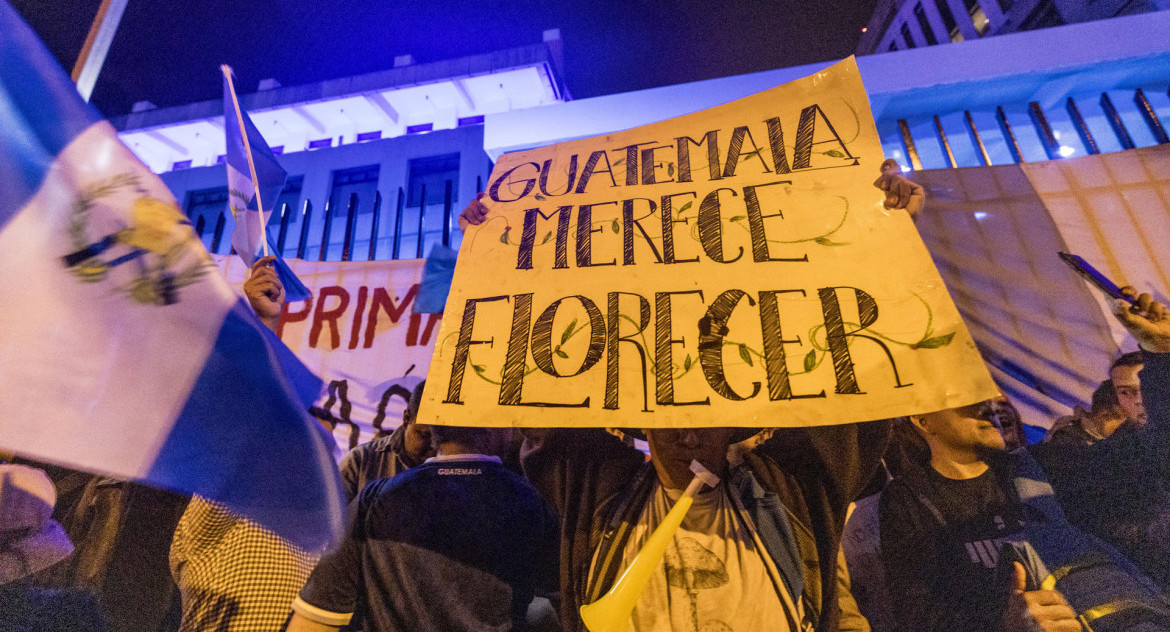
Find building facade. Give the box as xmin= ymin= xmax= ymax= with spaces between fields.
xmin=113 ymin=15 xmax=1170 ymax=263
xmin=855 ymin=0 xmax=1170 ymax=55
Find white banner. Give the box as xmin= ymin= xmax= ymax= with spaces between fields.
xmin=219 ymin=256 xmax=439 ymax=451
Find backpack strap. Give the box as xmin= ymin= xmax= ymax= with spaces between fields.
xmin=581 ymin=462 xmax=657 ymax=606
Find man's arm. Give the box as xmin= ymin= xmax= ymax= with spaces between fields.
xmin=520 ymin=428 xmax=646 ymax=518
xmin=1114 ymin=288 xmax=1170 ymax=431
xmin=755 ymin=420 xmax=893 ymax=506
xmin=1056 ymin=290 xmax=1170 ymax=481
xmin=284 ymin=613 xmax=338 ymax=632
xmin=286 ymin=494 xmax=368 ymax=632
xmin=879 ymin=478 xmax=938 ymax=632
xmin=243 ymin=255 xmax=284 ymax=331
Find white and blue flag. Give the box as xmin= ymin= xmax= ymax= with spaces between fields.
xmin=0 ymin=2 xmax=343 ymax=550
xmin=222 ymin=66 xmax=310 ymax=302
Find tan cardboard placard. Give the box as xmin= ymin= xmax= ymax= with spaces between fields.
xmin=421 ymin=58 xmax=998 ymax=428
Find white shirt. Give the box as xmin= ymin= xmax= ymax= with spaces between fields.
xmin=617 ymin=482 xmax=795 ymax=632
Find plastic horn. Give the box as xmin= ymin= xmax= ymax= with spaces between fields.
xmin=579 ymin=460 xmax=720 ymax=632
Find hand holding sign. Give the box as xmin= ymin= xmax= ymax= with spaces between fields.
xmin=424 ymin=59 xmax=997 ymax=430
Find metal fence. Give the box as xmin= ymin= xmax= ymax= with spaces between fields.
xmin=194 ymin=178 xmax=470 ymax=262
xmin=891 ymin=86 xmax=1170 ymax=170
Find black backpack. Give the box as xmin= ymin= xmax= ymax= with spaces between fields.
xmin=916 ymin=452 xmax=1170 ymax=632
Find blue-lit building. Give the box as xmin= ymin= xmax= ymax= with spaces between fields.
xmin=113 ymin=14 xmax=1170 ymax=261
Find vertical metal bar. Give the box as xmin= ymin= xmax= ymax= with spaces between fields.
xmin=210 ymin=210 xmax=226 ymax=253
xmin=276 ymin=202 xmax=291 ymax=254
xmin=442 ymin=179 xmax=453 ymax=247
xmin=368 ymin=191 xmax=382 ymax=261
xmin=1066 ymin=97 xmax=1100 ymax=155
xmin=296 ymin=200 xmax=313 ymax=260
xmin=319 ymin=198 xmax=334 ymax=261
xmin=897 ymin=119 xmax=923 ymax=170
xmin=1099 ymin=92 xmax=1135 ymax=150
xmin=194 ymin=214 xmax=206 ymax=240
xmin=392 ymin=187 xmax=405 ymax=260
xmin=1134 ymin=88 xmax=1170 ymax=145
xmin=996 ymin=106 xmax=1025 ymax=164
xmin=964 ymin=111 xmax=991 ymax=166
xmin=415 ymin=184 xmax=427 ymax=259
xmin=341 ymin=193 xmax=358 ymax=262
xmin=1027 ymin=101 xmax=1060 ymax=160
xmin=933 ymin=115 xmax=957 ymax=168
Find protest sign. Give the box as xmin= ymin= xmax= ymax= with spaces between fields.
xmin=219 ymin=256 xmax=437 ymax=450
xmin=421 ymin=57 xmax=998 ymax=428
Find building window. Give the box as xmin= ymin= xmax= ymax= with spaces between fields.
xmin=184 ymin=187 xmax=229 ymax=251
xmin=407 ymin=154 xmax=460 ymax=208
xmin=914 ymin=4 xmax=939 ymax=45
xmin=934 ymin=0 xmax=965 ymax=41
xmin=900 ymin=23 xmax=917 ymax=48
xmin=1020 ymin=3 xmax=1064 ymax=30
xmin=963 ymin=0 xmax=990 ymax=35
xmin=271 ymin=176 xmax=304 ymax=256
xmin=405 ymin=154 xmax=461 ymax=257
xmin=329 ymin=164 xmax=380 ymax=217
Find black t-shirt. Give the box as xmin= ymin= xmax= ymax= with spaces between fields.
xmin=294 ymin=456 xmax=558 ymax=632
xmin=880 ymin=461 xmax=1025 ymax=632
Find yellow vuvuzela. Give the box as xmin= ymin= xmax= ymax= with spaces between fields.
xmin=579 ymin=460 xmax=720 ymax=632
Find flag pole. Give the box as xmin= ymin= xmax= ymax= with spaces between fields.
xmin=221 ymin=65 xmax=270 ymax=257
xmin=72 ymin=0 xmax=129 ymax=102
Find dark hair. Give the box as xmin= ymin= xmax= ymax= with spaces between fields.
xmin=429 ymin=425 xmax=500 ymax=452
xmin=404 ymin=380 xmax=426 ymax=424
xmin=1090 ymin=379 xmax=1122 ymax=416
xmin=884 ymin=417 xmax=931 ymax=478
xmin=1111 ymin=351 xmax=1144 ymax=371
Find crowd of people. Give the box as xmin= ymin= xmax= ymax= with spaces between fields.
xmin=3 ymin=192 xmax=1170 ymax=632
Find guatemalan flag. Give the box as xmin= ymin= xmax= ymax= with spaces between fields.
xmin=222 ymin=66 xmax=311 ymax=302
xmin=0 ymin=2 xmax=343 ymax=550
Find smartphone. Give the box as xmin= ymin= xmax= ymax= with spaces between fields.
xmin=1058 ymin=252 xmax=1134 ymax=304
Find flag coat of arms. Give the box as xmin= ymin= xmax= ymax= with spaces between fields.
xmin=0 ymin=1 xmax=343 ymax=549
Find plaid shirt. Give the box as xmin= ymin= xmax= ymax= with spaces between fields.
xmin=170 ymin=496 xmax=318 ymax=632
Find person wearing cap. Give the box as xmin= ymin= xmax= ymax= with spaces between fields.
xmin=460 ymin=194 xmax=891 ymax=632
xmin=0 ymin=463 xmax=108 ymax=631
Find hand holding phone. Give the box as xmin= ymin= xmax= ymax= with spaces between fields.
xmin=1058 ymin=252 xmax=1136 ymax=305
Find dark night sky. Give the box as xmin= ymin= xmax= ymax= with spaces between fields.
xmin=14 ymin=0 xmax=877 ymax=118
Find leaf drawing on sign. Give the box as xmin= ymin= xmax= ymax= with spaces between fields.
xmin=803 ymin=349 xmax=817 ymax=373
xmin=721 ymin=195 xmax=852 ymax=248
xmin=611 ymin=219 xmax=620 ymax=234
xmin=617 ymin=312 xmax=695 ymax=380
xmin=560 ymin=319 xmax=578 ymax=345
xmin=738 ymin=343 xmax=753 ymax=367
xmin=465 ymin=216 xmax=513 ymax=253
xmin=665 ymin=537 xmax=729 ymax=632
xmin=534 ymin=194 xmax=546 ymax=201
xmin=794 ymin=293 xmax=955 ymax=376
xmin=540 ymin=231 xmax=553 ymax=245
xmin=911 ymin=332 xmax=955 ymax=349
xmin=676 ymin=201 xmax=693 ymax=219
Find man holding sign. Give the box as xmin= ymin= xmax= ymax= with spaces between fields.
xmin=428 ymin=58 xmax=999 ymax=632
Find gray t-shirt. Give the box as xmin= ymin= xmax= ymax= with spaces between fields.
xmin=617 ymin=483 xmax=795 ymax=632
